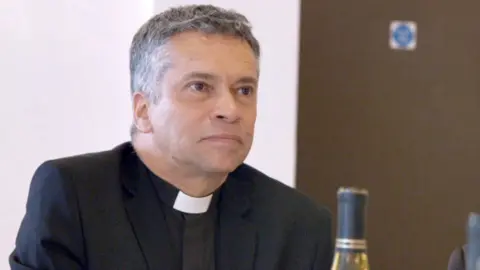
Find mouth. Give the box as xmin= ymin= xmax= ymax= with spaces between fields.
xmin=201 ymin=134 xmax=243 ymax=145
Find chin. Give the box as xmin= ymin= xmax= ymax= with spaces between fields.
xmin=202 ymin=160 xmax=242 ymax=174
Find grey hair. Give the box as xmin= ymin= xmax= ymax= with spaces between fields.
xmin=129 ymin=4 xmax=261 ymax=137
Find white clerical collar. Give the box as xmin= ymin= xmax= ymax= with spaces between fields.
xmin=173 ymin=190 xmax=213 ymax=214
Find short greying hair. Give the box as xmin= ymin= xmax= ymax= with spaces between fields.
xmin=129 ymin=4 xmax=261 ymax=100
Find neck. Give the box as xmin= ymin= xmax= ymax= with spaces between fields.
xmin=132 ymin=135 xmax=227 ymax=197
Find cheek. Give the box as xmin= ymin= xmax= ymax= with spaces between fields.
xmin=157 ymin=108 xmax=197 ymax=143
xmin=243 ymin=109 xmax=257 ymax=129
xmin=150 ymin=103 xmax=182 ymax=140
xmin=152 ymin=97 xmax=208 ymax=142
xmin=150 ymin=103 xmax=170 ymax=129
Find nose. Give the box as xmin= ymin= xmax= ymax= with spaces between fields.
xmin=212 ymin=92 xmax=240 ymax=123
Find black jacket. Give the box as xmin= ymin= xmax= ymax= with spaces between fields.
xmin=10 ymin=142 xmax=333 ymax=270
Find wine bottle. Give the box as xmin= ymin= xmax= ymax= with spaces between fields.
xmin=331 ymin=187 xmax=370 ymax=270
xmin=466 ymin=212 xmax=480 ymax=270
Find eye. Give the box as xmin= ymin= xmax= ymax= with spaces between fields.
xmin=238 ymin=86 xmax=254 ymax=96
xmin=189 ymin=82 xmax=210 ymax=92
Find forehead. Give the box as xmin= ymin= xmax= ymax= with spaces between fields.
xmin=164 ymin=32 xmax=258 ymax=77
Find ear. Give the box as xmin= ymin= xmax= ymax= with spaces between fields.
xmin=132 ymin=92 xmax=153 ymax=133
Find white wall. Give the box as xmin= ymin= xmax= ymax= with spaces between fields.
xmin=0 ymin=0 xmax=299 ymax=267
xmin=0 ymin=0 xmax=152 ymax=267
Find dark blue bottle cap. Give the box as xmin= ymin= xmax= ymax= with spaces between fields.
xmin=336 ymin=187 xmax=369 ymax=241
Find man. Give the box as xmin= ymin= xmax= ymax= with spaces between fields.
xmin=10 ymin=4 xmax=333 ymax=270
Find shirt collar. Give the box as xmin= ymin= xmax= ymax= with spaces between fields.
xmin=147 ymin=167 xmax=220 ymax=214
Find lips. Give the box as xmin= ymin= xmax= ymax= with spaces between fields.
xmin=202 ymin=134 xmax=243 ymax=144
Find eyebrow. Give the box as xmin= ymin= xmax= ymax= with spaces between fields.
xmin=181 ymin=72 xmax=258 ymax=85
xmin=236 ymin=76 xmax=258 ymax=85
xmin=181 ymin=72 xmax=217 ymax=82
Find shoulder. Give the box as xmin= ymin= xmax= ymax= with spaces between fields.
xmin=41 ymin=142 xmax=129 ymax=175
xmin=233 ymin=164 xmax=331 ymax=226
xmin=28 ymin=142 xmax=131 ymax=196
xmin=10 ymin=143 xmax=131 ymax=269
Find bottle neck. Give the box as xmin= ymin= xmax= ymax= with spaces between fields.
xmin=335 ymin=191 xmax=368 ymax=252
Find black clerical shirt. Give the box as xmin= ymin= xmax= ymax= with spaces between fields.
xmin=148 ymin=169 xmax=218 ymax=270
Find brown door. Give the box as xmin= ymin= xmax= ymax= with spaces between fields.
xmin=296 ymin=1 xmax=480 ymax=269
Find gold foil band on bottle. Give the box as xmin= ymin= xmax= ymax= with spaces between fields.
xmin=337 ymin=187 xmax=369 ymax=196
xmin=335 ymin=238 xmax=367 ymax=250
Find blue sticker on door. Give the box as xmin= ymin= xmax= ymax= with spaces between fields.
xmin=390 ymin=21 xmax=417 ymax=50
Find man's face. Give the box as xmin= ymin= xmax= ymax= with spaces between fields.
xmin=138 ymin=32 xmax=258 ymax=174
